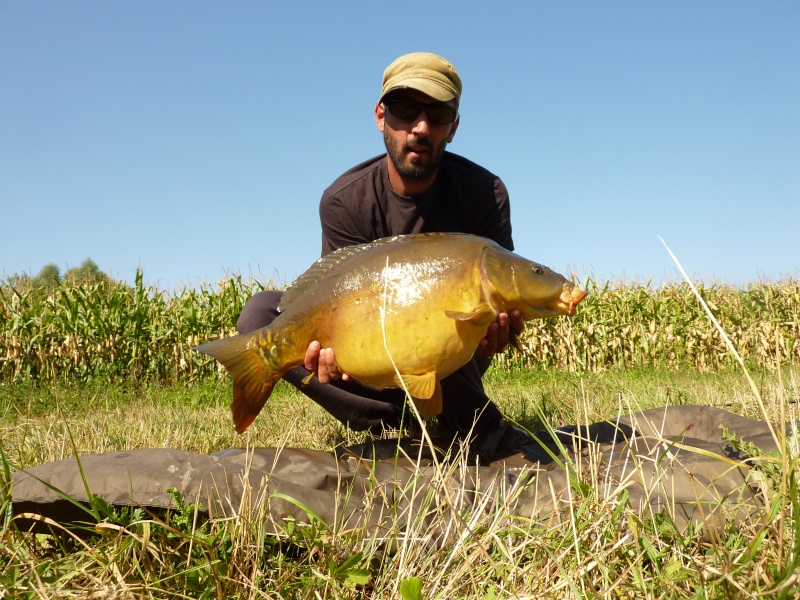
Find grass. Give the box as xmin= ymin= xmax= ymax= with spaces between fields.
xmin=3 ymin=366 xmax=795 ymax=465
xmin=2 ymin=365 xmax=799 ymax=598
xmin=1 ymin=274 xmax=799 ymax=596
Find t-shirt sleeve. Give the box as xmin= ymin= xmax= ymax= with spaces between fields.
xmin=487 ymin=177 xmax=513 ymax=251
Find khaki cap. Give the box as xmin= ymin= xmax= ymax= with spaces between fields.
xmin=380 ymin=52 xmax=462 ymax=106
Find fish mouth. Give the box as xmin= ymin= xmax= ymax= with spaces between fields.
xmin=561 ymin=286 xmax=588 ymax=317
xmin=519 ymin=285 xmax=587 ymax=319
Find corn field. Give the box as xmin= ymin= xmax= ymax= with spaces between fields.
xmin=509 ymin=276 xmax=800 ymax=372
xmin=0 ymin=270 xmax=263 ymax=383
xmin=1 ymin=272 xmax=798 ymax=384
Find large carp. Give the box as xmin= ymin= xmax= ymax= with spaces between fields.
xmin=195 ymin=233 xmax=587 ymax=433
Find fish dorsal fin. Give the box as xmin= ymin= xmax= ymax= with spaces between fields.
xmin=445 ymin=303 xmax=495 ymax=323
xmin=278 ymin=240 xmax=383 ymax=312
xmin=393 ymin=373 xmax=443 ymax=417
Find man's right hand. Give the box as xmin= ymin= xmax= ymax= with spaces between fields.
xmin=304 ymin=341 xmax=350 ymax=384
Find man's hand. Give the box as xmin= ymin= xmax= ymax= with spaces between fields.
xmin=304 ymin=341 xmax=350 ymax=384
xmin=475 ymin=310 xmax=524 ymax=357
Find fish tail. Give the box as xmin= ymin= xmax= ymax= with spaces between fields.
xmin=194 ymin=332 xmax=281 ymax=434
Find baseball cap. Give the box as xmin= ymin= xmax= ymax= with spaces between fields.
xmin=380 ymin=52 xmax=462 ymax=107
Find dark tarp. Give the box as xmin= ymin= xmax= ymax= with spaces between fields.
xmin=11 ymin=406 xmax=788 ymax=544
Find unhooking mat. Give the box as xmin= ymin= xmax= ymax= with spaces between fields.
xmin=11 ymin=406 xmax=790 ymax=544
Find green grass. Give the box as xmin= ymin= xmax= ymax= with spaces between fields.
xmin=2 ymin=366 xmax=799 ymax=598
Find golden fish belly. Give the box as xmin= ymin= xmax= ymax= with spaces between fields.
xmin=311 ymin=270 xmax=494 ymax=389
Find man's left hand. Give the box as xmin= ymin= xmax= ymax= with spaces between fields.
xmin=475 ymin=310 xmax=524 ymax=357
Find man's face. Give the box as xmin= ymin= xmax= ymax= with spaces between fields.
xmin=376 ymin=89 xmax=460 ymax=183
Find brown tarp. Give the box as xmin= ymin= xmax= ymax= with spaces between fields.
xmin=11 ymin=406 xmax=787 ymax=543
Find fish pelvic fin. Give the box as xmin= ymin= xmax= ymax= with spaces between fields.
xmin=394 ymin=372 xmax=443 ymax=417
xmin=194 ymin=334 xmax=280 ymax=434
xmin=415 ymin=380 xmax=443 ymax=417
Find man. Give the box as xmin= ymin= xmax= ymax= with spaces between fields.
xmin=238 ymin=52 xmax=525 ymax=456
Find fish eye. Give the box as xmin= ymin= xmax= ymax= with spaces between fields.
xmin=533 ymin=266 xmax=543 ymax=275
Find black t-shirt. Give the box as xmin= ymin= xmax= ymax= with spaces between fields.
xmin=319 ymin=152 xmax=513 ymax=256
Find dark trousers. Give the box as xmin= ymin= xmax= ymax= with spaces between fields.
xmin=237 ymin=290 xmax=503 ymax=436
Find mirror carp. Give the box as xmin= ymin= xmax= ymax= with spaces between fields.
xmin=195 ymin=233 xmax=587 ymax=433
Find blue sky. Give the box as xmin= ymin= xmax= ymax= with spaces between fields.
xmin=2 ymin=1 xmax=798 ymax=290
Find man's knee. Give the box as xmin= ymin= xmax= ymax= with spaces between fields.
xmin=237 ymin=290 xmax=283 ymax=334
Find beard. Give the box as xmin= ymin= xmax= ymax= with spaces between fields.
xmin=384 ymin=131 xmax=448 ymax=181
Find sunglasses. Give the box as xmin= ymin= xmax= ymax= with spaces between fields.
xmin=383 ymin=97 xmax=458 ymax=125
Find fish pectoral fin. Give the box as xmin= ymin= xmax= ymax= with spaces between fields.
xmin=445 ymin=303 xmax=495 ymax=323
